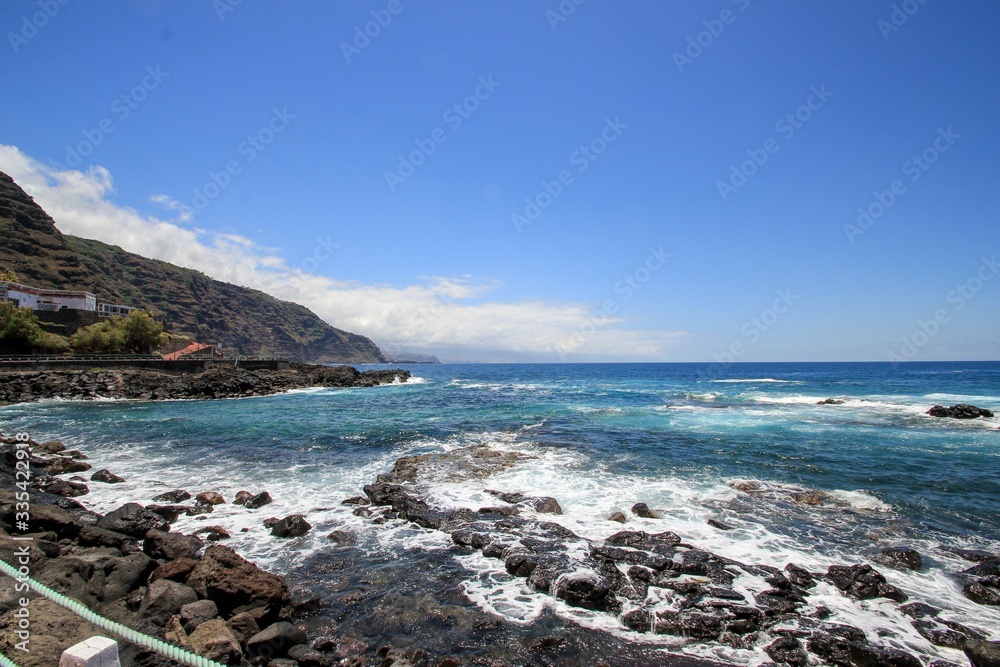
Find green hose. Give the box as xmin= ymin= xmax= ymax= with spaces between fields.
xmin=0 ymin=557 xmax=227 ymax=667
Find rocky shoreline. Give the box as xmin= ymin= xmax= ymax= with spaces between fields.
xmin=351 ymin=446 xmax=1000 ymax=667
xmin=0 ymin=364 xmax=411 ymax=405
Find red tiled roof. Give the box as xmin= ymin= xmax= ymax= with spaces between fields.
xmin=162 ymin=342 xmax=213 ymax=361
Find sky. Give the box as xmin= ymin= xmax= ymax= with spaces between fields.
xmin=1 ymin=0 xmax=998 ymax=363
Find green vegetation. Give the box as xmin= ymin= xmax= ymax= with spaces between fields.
xmin=71 ymin=311 xmax=166 ymax=354
xmin=0 ymin=267 xmax=16 ymax=282
xmin=0 ymin=302 xmax=70 ymax=354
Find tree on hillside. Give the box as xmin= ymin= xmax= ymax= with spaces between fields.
xmin=0 ymin=302 xmax=70 ymax=354
xmin=71 ymin=310 xmax=166 ymax=354
xmin=122 ymin=310 xmax=167 ymax=353
xmin=0 ymin=268 xmax=16 ymax=282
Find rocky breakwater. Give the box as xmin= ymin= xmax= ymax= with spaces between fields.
xmin=355 ymin=446 xmax=1000 ymax=667
xmin=0 ymin=434 xmax=367 ymax=667
xmin=0 ymin=363 xmax=410 ymax=405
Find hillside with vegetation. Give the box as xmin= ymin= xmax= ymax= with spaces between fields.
xmin=0 ymin=171 xmax=386 ymax=363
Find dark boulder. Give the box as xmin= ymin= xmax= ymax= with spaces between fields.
xmin=148 ymin=557 xmax=198 ymax=584
xmin=327 ymin=530 xmax=355 ymax=546
xmin=96 ymin=503 xmax=169 ymax=538
xmin=553 ymin=571 xmax=615 ymax=611
xmin=270 ymin=514 xmax=312 ymax=538
xmin=185 ymin=544 xmax=290 ymax=618
xmin=964 ymin=640 xmax=1000 ymax=667
xmin=630 ymin=502 xmax=660 ymax=519
xmin=964 ymin=559 xmax=1000 ymax=577
xmin=102 ymin=552 xmax=157 ymax=602
xmin=145 ymin=504 xmax=188 ymax=523
xmin=532 ymin=497 xmax=562 ymax=515
xmin=847 ymin=643 xmax=921 ymax=667
xmin=765 ymin=636 xmax=809 ymax=666
xmin=143 ymin=529 xmax=203 ymax=560
xmin=246 ymin=621 xmax=307 ymax=659
xmin=137 ymin=578 xmax=198 ymax=628
xmin=194 ymin=525 xmax=231 ymax=542
xmin=873 ymin=547 xmax=922 ymax=571
xmin=90 ymin=469 xmax=125 ymax=483
xmin=964 ymin=577 xmax=1000 ymax=606
xmin=826 ymin=564 xmax=907 ymax=601
xmin=245 ymin=491 xmax=273 ymax=509
xmin=152 ymin=489 xmax=191 ymax=503
xmin=927 ymin=404 xmax=994 ymax=419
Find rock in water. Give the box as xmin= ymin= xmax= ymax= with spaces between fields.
xmin=245 ymin=491 xmax=272 ymax=509
xmin=152 ymin=489 xmax=192 ymax=503
xmin=964 ymin=640 xmax=1000 ymax=667
xmin=927 ymin=404 xmax=994 ymax=419
xmin=873 ymin=547 xmax=922 ymax=571
xmin=90 ymin=468 xmax=125 ymax=483
xmin=270 ymin=514 xmax=311 ymax=538
xmin=631 ymin=502 xmax=660 ymax=519
xmin=196 ymin=491 xmax=226 ymax=505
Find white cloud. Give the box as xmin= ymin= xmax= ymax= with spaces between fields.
xmin=0 ymin=145 xmax=686 ymax=361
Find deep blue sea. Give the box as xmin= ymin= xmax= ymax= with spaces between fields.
xmin=2 ymin=362 xmax=998 ymax=665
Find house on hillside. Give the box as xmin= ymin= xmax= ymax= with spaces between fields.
xmin=0 ymin=280 xmax=136 ymax=316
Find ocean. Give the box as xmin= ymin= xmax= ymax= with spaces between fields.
xmin=3 ymin=361 xmax=998 ymax=665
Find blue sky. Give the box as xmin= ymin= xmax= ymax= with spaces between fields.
xmin=1 ymin=0 xmax=998 ymax=362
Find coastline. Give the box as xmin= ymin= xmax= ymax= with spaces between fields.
xmin=0 ymin=364 xmax=412 ymax=406
xmin=0 ymin=363 xmax=998 ymax=667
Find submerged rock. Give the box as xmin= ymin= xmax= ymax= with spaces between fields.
xmin=873 ymin=547 xmax=923 ymax=571
xmin=826 ymin=564 xmax=907 ymax=602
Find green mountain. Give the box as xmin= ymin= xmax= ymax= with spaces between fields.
xmin=0 ymin=171 xmax=386 ymax=363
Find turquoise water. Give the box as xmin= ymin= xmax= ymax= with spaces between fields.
xmin=2 ymin=361 xmax=998 ymax=664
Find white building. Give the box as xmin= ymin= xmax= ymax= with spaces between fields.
xmin=1 ymin=281 xmax=96 ymax=311
xmin=97 ymin=303 xmax=139 ymax=317
xmin=1 ymin=280 xmax=134 ymax=316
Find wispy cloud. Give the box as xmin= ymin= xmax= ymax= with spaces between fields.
xmin=0 ymin=145 xmax=686 ymax=361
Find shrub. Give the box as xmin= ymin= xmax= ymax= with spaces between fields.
xmin=0 ymin=302 xmax=70 ymax=354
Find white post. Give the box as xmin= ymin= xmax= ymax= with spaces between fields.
xmin=58 ymin=636 xmax=121 ymax=667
